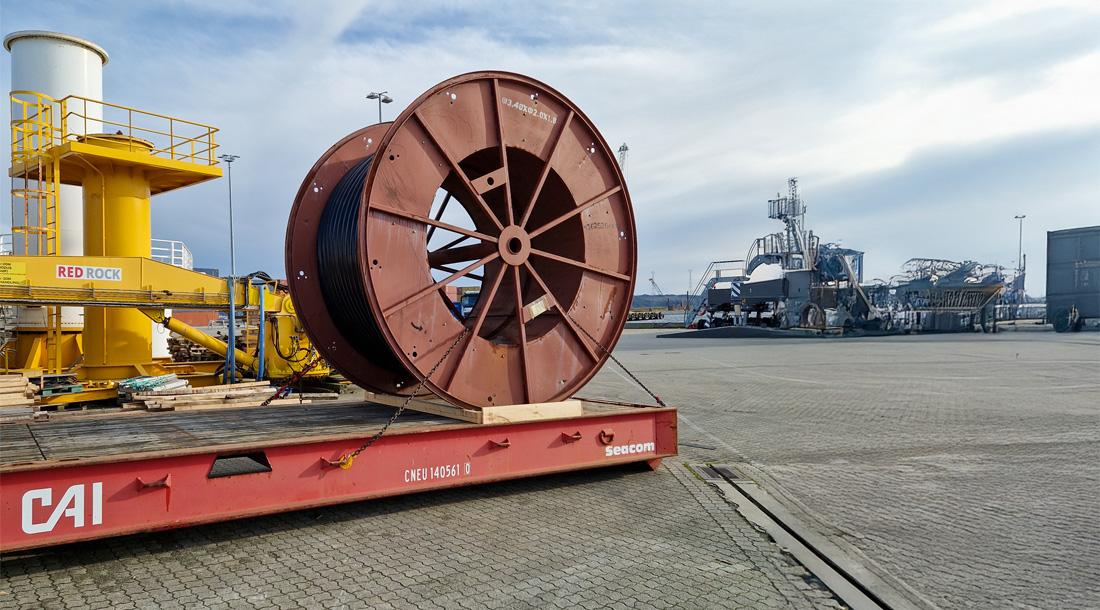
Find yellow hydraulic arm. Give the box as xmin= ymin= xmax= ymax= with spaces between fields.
xmin=139 ymin=308 xmax=258 ymax=370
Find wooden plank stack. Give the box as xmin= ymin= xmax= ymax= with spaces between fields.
xmin=168 ymin=336 xmax=219 ymax=362
xmin=0 ymin=374 xmax=39 ymax=422
xmin=123 ymin=381 xmax=312 ymax=412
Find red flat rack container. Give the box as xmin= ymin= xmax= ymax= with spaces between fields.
xmin=1 ymin=399 xmax=676 ymax=552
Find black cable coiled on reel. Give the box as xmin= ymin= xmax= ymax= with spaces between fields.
xmin=316 ymin=154 xmax=408 ymax=376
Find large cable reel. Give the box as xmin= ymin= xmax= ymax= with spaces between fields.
xmin=286 ymin=72 xmax=636 ymax=409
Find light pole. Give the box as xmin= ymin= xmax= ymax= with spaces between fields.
xmin=1012 ymin=214 xmax=1026 ymax=323
xmin=1014 ymin=215 xmax=1025 ymax=274
xmin=219 ymin=153 xmax=240 ymax=383
xmin=366 ymin=91 xmax=393 ymax=123
xmin=220 ymin=154 xmax=240 ymax=276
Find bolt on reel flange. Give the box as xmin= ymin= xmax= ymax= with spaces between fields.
xmin=286 ymin=71 xmax=636 ymax=409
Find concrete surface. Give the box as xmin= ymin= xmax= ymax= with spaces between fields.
xmin=2 ymin=329 xmax=1097 ymax=609
xmin=588 ymin=329 xmax=1100 ymax=610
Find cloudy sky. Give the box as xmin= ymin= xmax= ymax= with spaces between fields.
xmin=3 ymin=0 xmax=1098 ymax=296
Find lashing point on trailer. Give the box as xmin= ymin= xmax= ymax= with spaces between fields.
xmin=136 ymin=474 xmax=171 ymax=490
xmin=562 ymin=431 xmax=583 ymax=443
xmin=321 ymin=455 xmax=353 ymax=469
xmin=489 ymin=438 xmax=511 ymax=449
xmin=136 ymin=474 xmax=172 ymax=510
xmin=598 ymin=429 xmax=615 ymax=445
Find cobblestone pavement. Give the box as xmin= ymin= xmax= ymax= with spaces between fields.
xmin=583 ymin=329 xmax=1100 ymax=610
xmin=3 ymin=330 xmax=1095 ymax=609
xmin=1 ymin=428 xmax=836 ymax=606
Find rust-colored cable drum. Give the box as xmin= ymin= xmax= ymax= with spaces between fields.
xmin=286 ymin=71 xmax=637 ymax=409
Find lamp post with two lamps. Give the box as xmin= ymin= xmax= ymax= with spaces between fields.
xmin=219 ymin=153 xmax=239 ymax=383
xmin=367 ymin=91 xmax=393 ymax=123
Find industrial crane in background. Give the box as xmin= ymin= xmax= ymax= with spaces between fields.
xmin=650 ymin=273 xmax=688 ymax=311
xmin=627 ymin=271 xmax=668 ymax=321
xmin=649 ymin=272 xmax=664 ymax=296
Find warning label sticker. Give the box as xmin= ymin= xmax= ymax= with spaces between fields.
xmin=0 ymin=261 xmax=26 ymax=284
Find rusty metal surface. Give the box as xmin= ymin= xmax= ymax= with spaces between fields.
xmin=289 ymin=72 xmax=636 ymax=408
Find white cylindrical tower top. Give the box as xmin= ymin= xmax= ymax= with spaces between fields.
xmin=4 ymin=30 xmax=108 ymax=103
xmin=5 ymin=30 xmax=109 ymax=308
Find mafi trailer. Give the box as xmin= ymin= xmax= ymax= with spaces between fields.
xmin=2 ymin=399 xmax=676 ymax=552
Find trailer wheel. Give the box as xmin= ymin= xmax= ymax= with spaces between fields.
xmin=1052 ymin=308 xmax=1072 ymax=333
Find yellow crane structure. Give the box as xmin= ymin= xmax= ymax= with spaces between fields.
xmin=3 ymin=91 xmax=328 ymax=404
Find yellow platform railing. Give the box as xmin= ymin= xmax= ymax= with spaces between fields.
xmin=10 ymin=90 xmax=220 ymax=167
xmin=59 ymin=94 xmax=219 ymax=165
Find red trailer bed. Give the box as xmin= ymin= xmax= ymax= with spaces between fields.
xmin=1 ymin=399 xmax=676 ymax=552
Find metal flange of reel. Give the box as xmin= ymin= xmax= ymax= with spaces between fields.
xmin=286 ymin=71 xmax=635 ymax=408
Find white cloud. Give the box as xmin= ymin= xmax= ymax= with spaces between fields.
xmin=2 ymin=0 xmax=1098 ymax=296
xmin=824 ymin=49 xmax=1100 ymax=180
xmin=928 ymin=0 xmax=1097 ymax=34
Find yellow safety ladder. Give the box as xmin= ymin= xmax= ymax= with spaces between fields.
xmin=10 ymin=92 xmax=62 ymax=373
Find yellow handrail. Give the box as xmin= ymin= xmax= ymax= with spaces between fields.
xmin=58 ymin=94 xmax=220 ymax=165
xmin=10 ymin=90 xmax=221 ymax=166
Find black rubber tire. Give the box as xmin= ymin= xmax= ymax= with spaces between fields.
xmin=1052 ymin=308 xmax=1072 ymax=333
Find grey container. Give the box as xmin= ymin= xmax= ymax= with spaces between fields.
xmin=1046 ymin=225 xmax=1100 ymax=326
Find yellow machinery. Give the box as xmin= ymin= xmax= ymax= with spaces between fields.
xmin=3 ymin=91 xmax=329 ymax=404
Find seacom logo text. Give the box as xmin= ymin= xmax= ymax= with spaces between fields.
xmin=56 ymin=265 xmax=122 ymax=281
xmin=604 ymin=441 xmax=656 ymax=457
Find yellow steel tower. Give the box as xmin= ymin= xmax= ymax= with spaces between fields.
xmin=5 ymin=92 xmax=331 ymax=401
xmin=9 ymin=94 xmax=221 ymax=380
